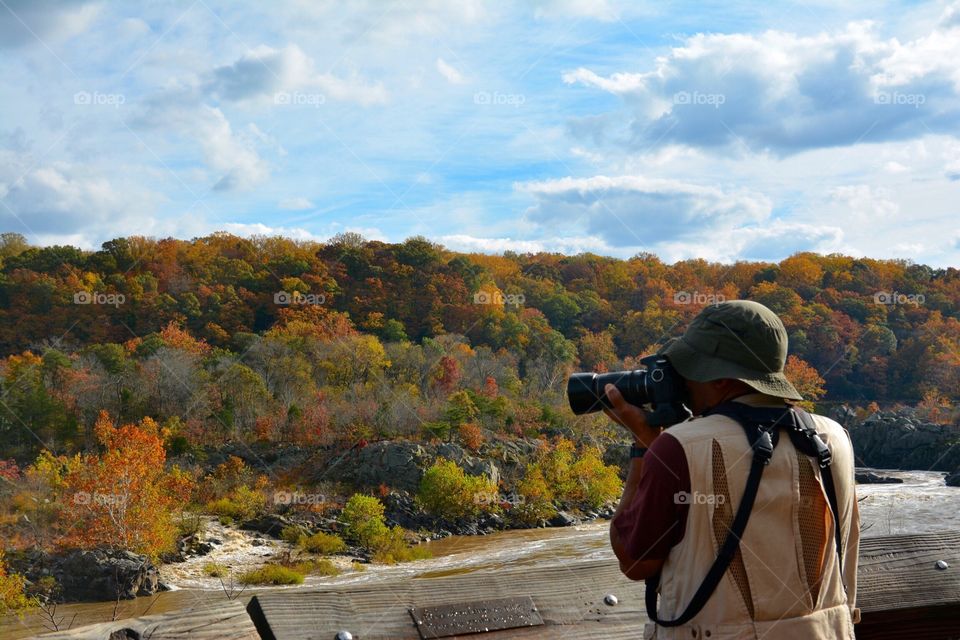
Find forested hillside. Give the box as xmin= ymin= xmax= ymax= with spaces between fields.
xmin=1 ymin=230 xmax=958 ymax=461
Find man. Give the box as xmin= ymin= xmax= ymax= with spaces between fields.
xmin=607 ymin=300 xmax=860 ymax=639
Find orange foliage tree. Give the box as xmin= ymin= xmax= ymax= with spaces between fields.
xmin=784 ymin=355 xmax=827 ymax=411
xmin=56 ymin=411 xmax=193 ymax=559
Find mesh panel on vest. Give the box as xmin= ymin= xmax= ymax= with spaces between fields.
xmin=796 ymin=450 xmax=828 ymax=607
xmin=711 ymin=439 xmax=755 ymax=619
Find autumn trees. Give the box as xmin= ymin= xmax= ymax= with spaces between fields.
xmin=0 ymin=231 xmax=958 ymax=466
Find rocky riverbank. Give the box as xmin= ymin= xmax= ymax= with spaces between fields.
xmin=838 ymin=406 xmax=960 ymax=486
xmin=19 ymin=408 xmax=960 ymax=604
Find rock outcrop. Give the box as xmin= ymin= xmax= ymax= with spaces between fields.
xmin=320 ymin=440 xmax=501 ymax=493
xmin=946 ymin=470 xmax=960 ymax=487
xmin=841 ymin=407 xmax=960 ymax=483
xmin=855 ymin=471 xmax=904 ymax=484
xmin=16 ymin=548 xmax=161 ymax=602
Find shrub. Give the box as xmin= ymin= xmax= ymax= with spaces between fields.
xmin=570 ymin=448 xmax=622 ymax=509
xmin=339 ymin=494 xmax=431 ymax=564
xmin=238 ymin=565 xmax=304 ymax=585
xmin=421 ymin=420 xmax=452 ymax=441
xmin=511 ymin=464 xmax=557 ymax=526
xmin=280 ymin=524 xmax=307 ymax=544
xmin=341 ymin=494 xmax=389 ymax=549
xmin=204 ymin=484 xmax=266 ymax=522
xmin=286 ymin=559 xmax=340 ymax=577
xmin=202 ymin=562 xmax=228 ymax=578
xmin=351 ymin=561 xmax=367 ymax=572
xmin=308 ymin=559 xmax=339 ymax=577
xmin=417 ymin=458 xmax=497 ymax=520
xmin=371 ymin=526 xmax=432 ymax=564
xmin=538 ymin=437 xmax=577 ymax=500
xmin=0 ymin=551 xmax=35 ymax=615
xmin=299 ymin=532 xmax=347 ymax=555
xmin=458 ymin=422 xmax=484 ymax=452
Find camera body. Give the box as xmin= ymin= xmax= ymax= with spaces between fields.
xmin=566 ymin=355 xmax=692 ymax=427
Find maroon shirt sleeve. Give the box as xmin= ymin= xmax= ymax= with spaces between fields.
xmin=612 ymin=432 xmax=691 ymax=561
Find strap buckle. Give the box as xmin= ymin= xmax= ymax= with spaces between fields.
xmin=753 ymin=430 xmax=774 ymax=465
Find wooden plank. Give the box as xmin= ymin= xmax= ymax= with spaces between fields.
xmin=32 ymin=600 xmax=260 ymax=640
xmin=250 ymin=559 xmax=648 ymax=639
xmin=856 ymin=531 xmax=960 ymax=612
xmin=855 ymin=531 xmax=960 ymax=639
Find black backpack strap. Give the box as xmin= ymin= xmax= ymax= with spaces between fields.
xmin=645 ymin=406 xmax=780 ymax=627
xmin=795 ymin=409 xmax=845 ymax=590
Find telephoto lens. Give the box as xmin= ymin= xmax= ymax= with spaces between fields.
xmin=566 ymin=369 xmax=647 ymax=415
xmin=566 ymin=356 xmax=692 ymax=427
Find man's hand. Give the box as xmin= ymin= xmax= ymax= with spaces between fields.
xmin=602 ymin=383 xmax=663 ymax=448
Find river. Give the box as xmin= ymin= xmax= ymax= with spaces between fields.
xmin=3 ymin=468 xmax=957 ymax=638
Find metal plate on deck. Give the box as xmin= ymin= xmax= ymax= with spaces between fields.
xmin=409 ymin=595 xmax=543 ymax=638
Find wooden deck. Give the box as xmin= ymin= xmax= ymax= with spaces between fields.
xmin=856 ymin=531 xmax=960 ymax=639
xmin=33 ymin=600 xmax=259 ymax=640
xmin=33 ymin=530 xmax=960 ymax=639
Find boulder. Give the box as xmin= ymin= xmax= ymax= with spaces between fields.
xmin=946 ymin=470 xmax=960 ymax=487
xmin=462 ymin=457 xmax=500 ymax=487
xmin=22 ymin=549 xmax=161 ymax=603
xmin=855 ymin=471 xmax=904 ymax=484
xmin=548 ymin=511 xmax=578 ymax=527
xmin=241 ymin=513 xmax=297 ymax=539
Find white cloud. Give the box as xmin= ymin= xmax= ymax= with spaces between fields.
xmin=221 ymin=222 xmax=325 ymax=241
xmin=531 ymin=0 xmax=620 ymax=22
xmin=278 ymin=197 xmax=314 ymax=210
xmin=436 ymin=58 xmax=465 ymax=84
xmin=518 ymin=175 xmax=771 ymax=247
xmin=829 ymin=184 xmax=899 ymax=220
xmin=207 ymin=44 xmax=388 ymax=106
xmin=564 ymin=19 xmax=960 ymax=155
xmin=198 ymin=107 xmax=271 ymax=192
xmin=438 ymin=233 xmax=609 ymax=254
xmin=0 ymin=158 xmax=161 ymax=248
xmin=0 ymin=0 xmax=101 ymax=48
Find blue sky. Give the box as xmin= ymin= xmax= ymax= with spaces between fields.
xmin=1 ymin=0 xmax=959 ymax=266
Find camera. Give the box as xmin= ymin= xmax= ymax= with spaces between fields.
xmin=566 ymin=355 xmax=692 ymax=427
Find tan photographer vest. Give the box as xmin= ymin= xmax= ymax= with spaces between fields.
xmin=644 ymin=395 xmax=860 ymax=640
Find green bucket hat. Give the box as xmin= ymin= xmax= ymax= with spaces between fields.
xmin=660 ymin=300 xmax=803 ymax=401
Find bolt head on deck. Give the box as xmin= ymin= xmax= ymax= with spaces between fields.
xmin=604 ymin=593 xmax=619 ymax=606
xmin=936 ymin=560 xmax=950 ymax=570
xmin=335 ymin=632 xmax=353 ymax=640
